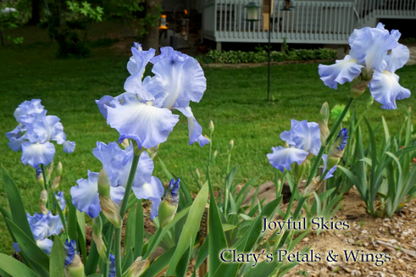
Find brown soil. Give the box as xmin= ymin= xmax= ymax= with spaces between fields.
xmin=86 ymin=183 xmax=415 ymax=277
xmin=265 ymin=186 xmax=416 ymax=277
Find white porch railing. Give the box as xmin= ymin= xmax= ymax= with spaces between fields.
xmin=202 ymin=0 xmax=416 ymax=44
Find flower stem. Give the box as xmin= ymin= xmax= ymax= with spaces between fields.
xmin=102 ymin=225 xmax=114 ymax=277
xmin=305 ymin=97 xmax=355 ymax=188
xmin=40 ymin=164 xmax=51 ymax=211
xmin=115 ymin=147 xmax=141 ymax=277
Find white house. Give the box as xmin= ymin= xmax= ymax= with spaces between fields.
xmin=200 ymin=0 xmax=416 ymax=50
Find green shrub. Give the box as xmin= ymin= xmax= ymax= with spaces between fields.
xmin=204 ymin=48 xmax=336 ymax=64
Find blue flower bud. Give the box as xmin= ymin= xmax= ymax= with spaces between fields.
xmin=327 ymin=128 xmax=349 ymax=169
xmin=158 ymin=178 xmax=180 ymax=228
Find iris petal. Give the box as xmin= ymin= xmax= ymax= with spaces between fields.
xmin=349 ymin=23 xmax=397 ymax=72
xmin=36 ymin=238 xmax=53 ymax=255
xmin=369 ymin=70 xmax=411 ymax=109
xmin=63 ymin=141 xmax=76 ymax=153
xmin=280 ymin=120 xmax=321 ymax=155
xmin=322 ymin=154 xmax=338 ymax=180
xmin=318 ymin=56 xmax=363 ymax=89
xmin=106 ymin=94 xmax=179 ymax=149
xmin=127 ymin=47 xmax=155 ymax=76
xmin=70 ymin=171 xmax=101 ymax=218
xmin=148 ymin=51 xmax=206 ymax=109
xmin=177 ymin=107 xmax=209 ymax=147
xmin=21 ymin=141 xmax=55 ymax=168
xmin=267 ymin=146 xmax=308 ymax=172
xmin=131 ymin=152 xmax=164 ymax=219
xmin=385 ymin=43 xmax=409 ymax=73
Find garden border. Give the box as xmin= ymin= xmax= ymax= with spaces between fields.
xmin=202 ymin=59 xmax=334 ymax=69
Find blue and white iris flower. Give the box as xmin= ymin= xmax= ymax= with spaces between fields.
xmin=267 ymin=119 xmax=338 ymax=179
xmin=70 ymin=141 xmax=164 ymax=219
xmin=13 ymin=212 xmax=64 ymax=255
xmin=6 ymin=99 xmax=75 ymax=168
xmin=267 ymin=120 xmax=320 ymax=172
xmin=318 ymin=23 xmax=410 ymax=109
xmin=96 ymin=44 xmax=209 ymax=149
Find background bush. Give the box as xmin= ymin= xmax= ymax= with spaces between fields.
xmin=205 ymin=48 xmax=337 ymax=64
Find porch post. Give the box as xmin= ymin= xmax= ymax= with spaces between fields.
xmin=216 ymin=41 xmax=222 ymax=51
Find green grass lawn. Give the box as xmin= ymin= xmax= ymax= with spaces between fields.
xmin=0 ymin=31 xmax=415 ymax=253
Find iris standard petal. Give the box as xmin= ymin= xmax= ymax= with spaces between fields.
xmin=150 ymin=46 xmax=189 ymax=64
xmin=318 ymin=56 xmax=363 ymax=89
xmin=385 ymin=43 xmax=409 ymax=73
xmin=280 ymin=119 xmax=299 ymax=146
xmin=290 ymin=120 xmax=321 ymax=155
xmin=30 ymin=216 xmax=50 ymax=240
xmin=132 ymin=176 xmax=164 ymax=219
xmin=127 ymin=47 xmax=155 ymax=76
xmin=26 ymin=115 xmax=63 ymax=144
xmin=13 ymin=99 xmax=45 ymax=124
xmin=280 ymin=120 xmax=321 ymax=155
xmin=21 ymin=141 xmax=55 ymax=168
xmin=267 ymin=146 xmax=309 ymax=172
xmin=47 ymin=212 xmax=64 ymax=236
xmin=70 ymin=171 xmax=101 ymax=218
xmin=149 ymin=51 xmax=206 ymax=109
xmin=349 ymin=23 xmax=397 ymax=73
xmin=93 ymin=141 xmax=133 ymax=187
xmin=27 ymin=212 xmax=42 ymax=225
xmin=369 ymin=70 xmax=411 ymax=109
xmin=106 ymin=94 xmax=179 ymax=149
xmin=36 ymin=238 xmax=53 ymax=255
xmin=63 ymin=141 xmax=76 ymax=153
xmin=176 ymin=107 xmax=209 ymax=147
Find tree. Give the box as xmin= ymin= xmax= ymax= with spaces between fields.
xmin=27 ymin=0 xmax=40 ymax=25
xmin=141 ymin=0 xmax=161 ymax=51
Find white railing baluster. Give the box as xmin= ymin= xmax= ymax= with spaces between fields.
xmin=314 ymin=3 xmax=319 ymax=36
xmin=277 ymin=0 xmax=281 ymax=41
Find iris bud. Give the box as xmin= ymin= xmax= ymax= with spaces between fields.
xmin=158 ymin=178 xmax=180 ymax=228
xmin=327 ymin=128 xmax=349 ymax=169
xmin=65 ymin=254 xmax=86 ymax=277
xmin=46 ymin=160 xmax=54 ymax=183
xmin=92 ymin=217 xmax=107 ymax=260
xmin=350 ymin=75 xmax=371 ymax=99
xmin=366 ymin=95 xmax=374 ymax=108
xmin=213 ymin=150 xmax=218 ymax=160
xmin=122 ymin=256 xmax=149 ymax=277
xmin=229 ymin=140 xmax=234 ymax=152
xmin=52 ymin=176 xmax=61 ymax=191
xmin=64 ymin=239 xmax=86 ymax=277
xmin=36 ymin=167 xmax=44 ymax=189
xmin=209 ymin=120 xmax=214 ymax=135
xmin=98 ymin=169 xmax=122 ymax=228
xmin=319 ymin=102 xmax=330 ymax=146
xmin=56 ymin=162 xmax=63 ymax=176
xmin=39 ymin=190 xmax=48 ymax=215
xmin=146 ymin=144 xmax=160 ymax=159
xmin=121 ymin=138 xmax=130 ymax=149
xmin=302 ymin=177 xmax=322 ymax=198
xmin=294 ymin=162 xmax=306 ymax=184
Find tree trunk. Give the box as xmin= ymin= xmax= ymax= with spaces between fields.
xmin=142 ymin=0 xmax=162 ymax=53
xmin=27 ymin=0 xmax=41 ymax=25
